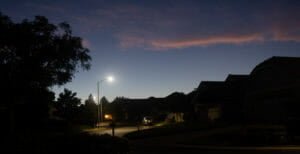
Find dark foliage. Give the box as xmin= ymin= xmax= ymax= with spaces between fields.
xmin=54 ymin=88 xmax=81 ymax=122
xmin=79 ymin=94 xmax=98 ymax=126
xmin=0 ymin=12 xmax=91 ymax=132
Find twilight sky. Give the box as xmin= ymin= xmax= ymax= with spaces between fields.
xmin=1 ymin=0 xmax=300 ymax=101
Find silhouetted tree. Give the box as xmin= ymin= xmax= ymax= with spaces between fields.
xmin=110 ymin=97 xmax=127 ymax=121
xmin=0 ymin=13 xmax=91 ymax=132
xmin=54 ymin=88 xmax=81 ymax=122
xmin=101 ymin=96 xmax=109 ymax=105
xmin=80 ymin=94 xmax=98 ymax=126
xmin=101 ymin=96 xmax=110 ymax=114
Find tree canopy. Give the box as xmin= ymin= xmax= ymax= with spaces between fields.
xmin=54 ymin=88 xmax=81 ymax=122
xmin=0 ymin=12 xmax=91 ymax=131
xmin=0 ymin=13 xmax=91 ymax=90
xmin=81 ymin=94 xmax=98 ymax=126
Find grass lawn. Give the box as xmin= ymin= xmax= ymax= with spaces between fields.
xmin=124 ymin=122 xmax=218 ymax=139
xmin=125 ymin=123 xmax=293 ymax=147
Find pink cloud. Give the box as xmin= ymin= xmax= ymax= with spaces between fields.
xmin=118 ymin=27 xmax=300 ymax=50
xmin=117 ymin=33 xmax=265 ymax=50
xmin=150 ymin=34 xmax=265 ymax=49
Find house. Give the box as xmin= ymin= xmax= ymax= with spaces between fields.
xmin=165 ymin=112 xmax=185 ymax=123
xmin=244 ymin=56 xmax=300 ymax=125
xmin=193 ymin=75 xmax=249 ymax=123
xmin=193 ymin=81 xmax=227 ymax=123
xmin=114 ymin=93 xmax=192 ymax=123
xmin=223 ymin=74 xmax=249 ymax=122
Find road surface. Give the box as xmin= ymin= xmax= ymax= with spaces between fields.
xmin=87 ymin=126 xmax=153 ymax=137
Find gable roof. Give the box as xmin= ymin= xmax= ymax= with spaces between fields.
xmin=225 ymin=74 xmax=249 ymax=82
xmin=194 ymin=81 xmax=228 ymax=103
xmin=197 ymin=81 xmax=225 ymax=89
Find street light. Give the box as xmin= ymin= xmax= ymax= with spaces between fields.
xmin=97 ymin=76 xmax=114 ymax=127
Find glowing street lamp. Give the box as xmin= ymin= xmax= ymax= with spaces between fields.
xmin=97 ymin=76 xmax=114 ymax=126
xmin=107 ymin=76 xmax=114 ymax=82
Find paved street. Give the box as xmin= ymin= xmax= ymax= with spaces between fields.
xmin=99 ymin=126 xmax=139 ymax=137
xmin=87 ymin=125 xmax=153 ymax=137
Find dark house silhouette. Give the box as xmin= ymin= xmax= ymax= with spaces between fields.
xmin=112 ymin=92 xmax=194 ymax=123
xmin=224 ymin=74 xmax=249 ymax=122
xmin=193 ymin=74 xmax=249 ymax=123
xmin=113 ymin=97 xmax=164 ymax=122
xmin=193 ymin=81 xmax=226 ymax=123
xmin=244 ymin=56 xmax=300 ymax=125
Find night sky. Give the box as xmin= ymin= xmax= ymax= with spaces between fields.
xmin=1 ymin=0 xmax=300 ymax=101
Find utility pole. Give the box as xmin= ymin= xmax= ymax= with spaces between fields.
xmin=97 ymin=81 xmax=100 ymax=127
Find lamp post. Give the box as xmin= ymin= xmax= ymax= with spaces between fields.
xmin=97 ymin=76 xmax=114 ymax=127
